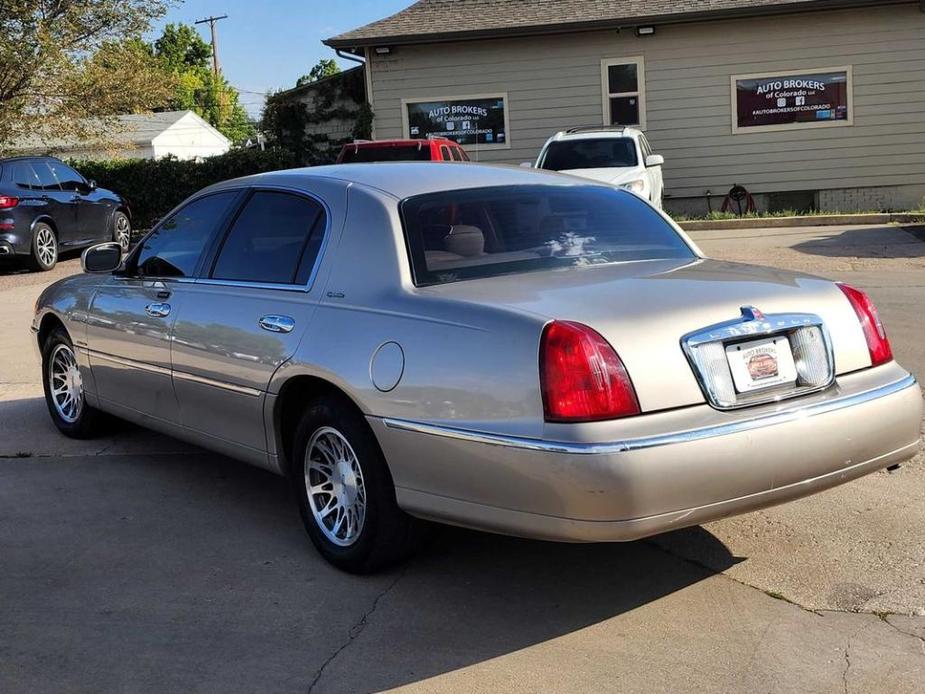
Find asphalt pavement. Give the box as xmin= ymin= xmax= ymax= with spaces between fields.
xmin=1 ymin=225 xmax=923 ymax=693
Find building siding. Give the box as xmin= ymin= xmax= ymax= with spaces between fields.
xmin=367 ymin=4 xmax=925 ymax=209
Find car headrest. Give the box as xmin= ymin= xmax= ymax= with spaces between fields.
xmin=443 ymin=225 xmax=485 ymax=257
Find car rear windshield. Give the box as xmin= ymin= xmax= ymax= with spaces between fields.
xmin=539 ymin=138 xmax=638 ymax=170
xmin=340 ymin=144 xmax=432 ymax=163
xmin=401 ymin=184 xmax=694 ymax=286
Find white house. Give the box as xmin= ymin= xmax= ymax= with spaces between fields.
xmin=11 ymin=110 xmax=231 ymax=161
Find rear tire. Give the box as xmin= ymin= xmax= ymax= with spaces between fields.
xmin=292 ymin=394 xmax=424 ymax=573
xmin=41 ymin=327 xmax=107 ymax=438
xmin=112 ymin=211 xmax=131 ymax=252
xmin=29 ymin=223 xmax=57 ymax=271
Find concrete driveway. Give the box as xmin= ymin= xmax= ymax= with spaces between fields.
xmin=1 ymin=227 xmax=923 ymax=693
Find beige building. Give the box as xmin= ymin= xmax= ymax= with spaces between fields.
xmin=327 ymin=0 xmax=925 ymax=214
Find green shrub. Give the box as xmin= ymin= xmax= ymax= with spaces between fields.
xmin=71 ymin=148 xmax=312 ymax=229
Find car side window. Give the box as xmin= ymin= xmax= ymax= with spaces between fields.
xmin=134 ymin=192 xmax=239 ymax=278
xmin=12 ymin=162 xmax=39 ymax=189
xmin=210 ymin=190 xmax=325 ymax=285
xmin=457 ymin=148 xmax=470 ymax=161
xmin=47 ymin=161 xmax=85 ymax=191
xmin=30 ymin=162 xmax=62 ymax=192
xmin=440 ymin=145 xmax=452 ymax=161
xmin=639 ymin=135 xmax=653 ymax=159
xmin=449 ymin=147 xmax=462 ymax=161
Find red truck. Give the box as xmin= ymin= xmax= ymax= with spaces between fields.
xmin=336 ymin=138 xmax=471 ymax=164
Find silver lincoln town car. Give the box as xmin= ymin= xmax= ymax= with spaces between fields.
xmin=33 ymin=163 xmax=922 ymax=572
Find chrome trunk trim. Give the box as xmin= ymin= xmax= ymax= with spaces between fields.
xmin=681 ymin=309 xmax=836 ymax=410
xmin=382 ymin=373 xmax=917 ymax=455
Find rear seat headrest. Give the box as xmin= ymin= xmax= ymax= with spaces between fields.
xmin=443 ymin=225 xmax=485 ymax=257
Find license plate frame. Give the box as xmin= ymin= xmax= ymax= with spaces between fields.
xmin=725 ymin=335 xmax=797 ymax=394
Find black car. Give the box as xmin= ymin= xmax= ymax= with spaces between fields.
xmin=0 ymin=156 xmax=131 ymax=271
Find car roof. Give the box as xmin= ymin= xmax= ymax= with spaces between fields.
xmin=548 ymin=127 xmax=642 ymax=142
xmin=206 ymin=162 xmax=606 ymax=200
xmin=0 ymin=155 xmax=64 ymax=164
xmin=344 ymin=138 xmax=459 ymax=149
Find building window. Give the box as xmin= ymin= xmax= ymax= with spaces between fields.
xmin=731 ymin=66 xmax=853 ymax=134
xmin=601 ymin=57 xmax=646 ymax=128
xmin=401 ymin=93 xmax=510 ymax=150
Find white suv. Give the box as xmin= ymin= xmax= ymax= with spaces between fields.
xmin=532 ymin=126 xmax=665 ymax=208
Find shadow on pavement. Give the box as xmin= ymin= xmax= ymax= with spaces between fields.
xmin=0 ymin=444 xmax=738 ymax=693
xmin=792 ymin=226 xmax=925 ymax=260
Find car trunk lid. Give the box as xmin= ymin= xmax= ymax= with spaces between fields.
xmin=419 ymin=258 xmax=871 ymax=413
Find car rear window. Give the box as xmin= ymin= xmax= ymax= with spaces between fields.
xmin=340 ymin=144 xmax=432 ymax=163
xmin=401 ymin=184 xmax=694 ymax=286
xmin=539 ymin=138 xmax=638 ymax=171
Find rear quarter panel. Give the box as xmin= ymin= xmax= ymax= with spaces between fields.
xmin=270 ymin=184 xmax=549 ymax=438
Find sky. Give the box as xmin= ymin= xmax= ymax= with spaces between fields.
xmin=150 ymin=0 xmax=411 ymax=117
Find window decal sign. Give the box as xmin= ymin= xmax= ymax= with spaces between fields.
xmin=404 ymin=95 xmax=508 ymax=148
xmin=732 ymin=68 xmax=852 ymax=132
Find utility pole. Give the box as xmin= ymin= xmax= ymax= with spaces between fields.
xmin=195 ymin=14 xmax=228 ymax=77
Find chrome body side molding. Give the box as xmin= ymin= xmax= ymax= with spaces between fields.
xmin=382 ymin=373 xmax=918 ymax=455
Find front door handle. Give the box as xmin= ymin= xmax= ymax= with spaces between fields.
xmin=259 ymin=315 xmax=295 ymax=333
xmin=145 ymin=302 xmax=171 ymax=318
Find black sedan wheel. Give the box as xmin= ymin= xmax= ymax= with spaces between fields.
xmin=112 ymin=211 xmax=131 ymax=251
xmin=29 ymin=223 xmax=57 ymax=271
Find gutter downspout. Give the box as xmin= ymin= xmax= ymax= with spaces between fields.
xmin=336 ymin=48 xmax=375 ymax=140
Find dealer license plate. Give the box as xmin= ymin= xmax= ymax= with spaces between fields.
xmin=725 ymin=336 xmax=797 ymax=393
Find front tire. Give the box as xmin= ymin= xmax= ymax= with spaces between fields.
xmin=292 ymin=394 xmax=424 ymax=573
xmin=112 ymin=211 xmax=131 ymax=252
xmin=41 ymin=328 xmax=107 ymax=438
xmin=29 ymin=223 xmax=58 ymax=271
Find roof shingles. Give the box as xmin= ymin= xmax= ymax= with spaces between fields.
xmin=326 ymin=0 xmax=893 ymax=47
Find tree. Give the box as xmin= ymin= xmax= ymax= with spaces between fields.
xmin=0 ymin=0 xmax=173 ymax=151
xmin=151 ymin=23 xmax=256 ymax=144
xmin=295 ymin=59 xmax=340 ymax=87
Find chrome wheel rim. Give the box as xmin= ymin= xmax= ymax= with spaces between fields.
xmin=115 ymin=215 xmax=130 ymax=251
xmin=36 ymin=227 xmax=56 ymax=267
xmin=48 ymin=344 xmax=83 ymax=423
xmin=305 ymin=426 xmax=366 ymax=547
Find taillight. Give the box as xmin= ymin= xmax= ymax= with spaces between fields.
xmin=0 ymin=196 xmax=18 ymax=209
xmin=838 ymin=283 xmax=892 ymax=366
xmin=540 ymin=320 xmax=640 ymax=422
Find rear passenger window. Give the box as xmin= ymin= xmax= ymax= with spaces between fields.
xmin=30 ymin=162 xmax=61 ymax=191
xmin=211 ymin=191 xmax=325 ymax=285
xmin=13 ymin=162 xmax=38 ymax=189
xmin=449 ymin=147 xmax=462 ymax=161
xmin=440 ymin=146 xmax=452 ymax=161
xmin=135 ymin=192 xmax=239 ymax=278
xmin=457 ymin=148 xmax=470 ymax=162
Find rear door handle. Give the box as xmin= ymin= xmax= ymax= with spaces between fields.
xmin=145 ymin=302 xmax=171 ymax=318
xmin=259 ymin=315 xmax=295 ymax=333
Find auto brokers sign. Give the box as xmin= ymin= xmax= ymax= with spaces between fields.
xmin=403 ymin=94 xmax=509 ymax=149
xmin=732 ymin=67 xmax=852 ymax=133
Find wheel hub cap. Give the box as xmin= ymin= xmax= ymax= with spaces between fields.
xmin=48 ymin=344 xmax=82 ymax=423
xmin=305 ymin=427 xmax=366 ymax=547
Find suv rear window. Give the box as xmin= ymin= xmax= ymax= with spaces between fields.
xmin=340 ymin=145 xmax=432 ymax=163
xmin=539 ymin=138 xmax=638 ymax=171
xmin=401 ymin=184 xmax=693 ymax=286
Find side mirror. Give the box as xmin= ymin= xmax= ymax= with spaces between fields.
xmin=81 ymin=242 xmax=122 ymax=273
xmin=519 ymin=161 xmax=534 ymax=168
xmin=645 ymin=154 xmax=665 ymax=167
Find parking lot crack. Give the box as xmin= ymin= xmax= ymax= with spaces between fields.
xmin=306 ymin=567 xmax=406 ymax=694
xmin=842 ymin=637 xmax=852 ymax=694
xmin=882 ymin=616 xmax=925 ymax=656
